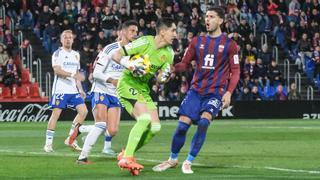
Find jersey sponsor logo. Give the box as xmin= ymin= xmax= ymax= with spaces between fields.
xmin=111 ymin=63 xmax=124 ymax=71
xmin=55 ymin=100 xmax=60 ymax=106
xmin=202 ymin=54 xmax=215 ymax=69
xmin=63 ymin=62 xmax=78 ymax=66
xmin=233 ymin=54 xmax=239 ymax=64
xmin=199 ymin=44 xmax=204 ymax=49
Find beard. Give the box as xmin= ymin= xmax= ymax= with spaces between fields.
xmin=207 ymin=24 xmax=218 ymax=33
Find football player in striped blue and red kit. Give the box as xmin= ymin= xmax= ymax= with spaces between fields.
xmin=153 ymin=6 xmax=240 ymax=174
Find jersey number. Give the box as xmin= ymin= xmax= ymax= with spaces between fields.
xmin=129 ymin=88 xmax=138 ymax=96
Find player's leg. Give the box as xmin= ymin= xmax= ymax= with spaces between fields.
xmin=102 ymin=106 xmax=121 ymax=155
xmin=77 ymin=102 xmax=108 ymax=164
xmin=153 ymin=89 xmax=199 ymax=172
xmin=67 ymin=94 xmax=88 ymax=146
xmin=152 ymin=115 xmax=191 ymax=172
xmin=182 ymin=96 xmax=221 ymax=174
xmin=44 ymin=108 xmax=62 ymax=152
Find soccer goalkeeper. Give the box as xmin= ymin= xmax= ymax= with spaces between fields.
xmin=111 ymin=18 xmax=177 ymax=176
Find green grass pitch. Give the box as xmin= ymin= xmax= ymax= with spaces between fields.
xmin=0 ymin=119 xmax=320 ymax=179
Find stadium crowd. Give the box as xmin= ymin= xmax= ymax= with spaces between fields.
xmin=1 ymin=0 xmax=320 ymax=101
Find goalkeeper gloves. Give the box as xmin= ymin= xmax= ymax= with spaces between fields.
xmin=120 ymin=57 xmax=147 ymax=77
xmin=159 ymin=66 xmax=171 ymax=83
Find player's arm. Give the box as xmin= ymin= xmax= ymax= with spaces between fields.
xmin=92 ymin=54 xmax=118 ymax=86
xmin=76 ymin=77 xmax=86 ymax=99
xmin=52 ymin=53 xmax=84 ymax=81
xmin=112 ymin=37 xmax=149 ymax=72
xmin=174 ymin=37 xmax=197 ymax=72
xmin=222 ymin=41 xmax=240 ymax=108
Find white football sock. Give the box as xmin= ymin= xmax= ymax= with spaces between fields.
xmin=79 ymin=125 xmax=94 ymax=133
xmin=103 ymin=130 xmax=112 ymax=149
xmin=45 ymin=130 xmax=55 ymax=145
xmin=78 ymin=122 xmax=106 ymax=160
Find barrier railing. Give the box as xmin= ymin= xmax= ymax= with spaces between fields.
xmin=261 ymin=33 xmax=267 ymax=49
xmin=26 ymin=45 xmax=33 ymax=73
xmin=284 ymin=59 xmax=290 ymax=87
xmin=307 ymin=86 xmax=314 ymax=100
xmin=46 ymin=72 xmax=51 ymax=98
xmin=34 ymin=58 xmax=42 ymax=93
xmin=273 ymin=46 xmax=279 ymax=64
xmin=294 ymin=72 xmax=301 ymax=93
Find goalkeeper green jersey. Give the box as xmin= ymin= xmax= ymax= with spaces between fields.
xmin=117 ymin=36 xmax=174 ymax=113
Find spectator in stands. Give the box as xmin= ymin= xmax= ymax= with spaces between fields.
xmin=251 ymin=85 xmax=262 ymax=101
xmin=237 ymin=19 xmax=251 ymax=41
xmin=0 ymin=44 xmax=9 ymax=66
xmin=312 ymin=46 xmax=320 ymax=79
xmin=44 ymin=19 xmax=60 ymax=53
xmin=74 ymin=16 xmax=87 ymax=39
xmin=118 ymin=6 xmax=130 ymax=23
xmin=273 ymin=84 xmax=287 ymax=101
xmin=37 ymin=5 xmax=51 ymax=39
xmin=3 ymin=29 xmax=16 ymax=56
xmin=177 ymin=85 xmax=187 ymax=101
xmin=62 ymin=2 xmax=77 ymax=25
xmin=3 ymin=57 xmax=20 ymax=89
xmin=0 ymin=18 xmax=6 ymax=42
xmin=268 ymin=60 xmax=282 ymax=86
xmin=60 ymin=19 xmax=73 ymax=32
xmin=150 ymin=84 xmax=159 ymax=101
xmin=95 ymin=31 xmax=108 ymax=47
xmin=288 ymin=82 xmax=301 ymax=100
xmin=20 ymin=9 xmax=34 ymax=30
xmin=101 ymin=6 xmax=119 ymax=39
xmin=238 ymin=86 xmax=252 ymax=101
xmin=297 ymin=33 xmax=312 ymax=69
xmin=158 ymin=90 xmax=168 ymax=101
xmin=258 ymin=44 xmax=272 ymax=66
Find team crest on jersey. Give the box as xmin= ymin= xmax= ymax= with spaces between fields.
xmin=55 ymin=100 xmax=60 ymax=106
xmin=218 ymin=45 xmax=224 ymax=52
xmin=100 ymin=95 xmax=104 ymax=101
xmin=160 ymin=55 xmax=166 ymax=62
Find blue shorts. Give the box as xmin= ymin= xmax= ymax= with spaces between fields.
xmin=178 ymin=89 xmax=222 ymax=124
xmin=49 ymin=93 xmax=84 ymax=109
xmin=91 ymin=92 xmax=121 ymax=110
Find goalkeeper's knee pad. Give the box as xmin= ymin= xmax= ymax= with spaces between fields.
xmin=150 ymin=123 xmax=161 ymax=134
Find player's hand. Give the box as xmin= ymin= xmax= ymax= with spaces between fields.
xmin=79 ymin=91 xmax=86 ymax=99
xmin=132 ymin=66 xmax=147 ymax=77
xmin=73 ymin=72 xmax=85 ymax=82
xmin=158 ymin=66 xmax=171 ymax=83
xmin=222 ymin=91 xmax=231 ymax=109
xmin=110 ymin=79 xmax=118 ymax=86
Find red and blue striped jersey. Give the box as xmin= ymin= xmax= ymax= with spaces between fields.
xmin=175 ymin=33 xmax=240 ymax=96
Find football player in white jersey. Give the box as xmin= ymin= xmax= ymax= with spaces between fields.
xmin=77 ymin=20 xmax=139 ymax=164
xmin=44 ymin=30 xmax=88 ymax=153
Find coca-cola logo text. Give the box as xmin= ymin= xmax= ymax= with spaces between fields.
xmin=0 ymin=104 xmax=50 ymax=122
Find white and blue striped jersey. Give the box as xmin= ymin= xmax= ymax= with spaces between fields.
xmin=51 ymin=48 xmax=80 ymax=94
xmin=91 ymin=42 xmax=129 ymax=97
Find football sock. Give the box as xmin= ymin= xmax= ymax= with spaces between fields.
xmin=124 ymin=113 xmax=151 ymax=157
xmin=170 ymin=121 xmax=190 ymax=160
xmin=45 ymin=130 xmax=55 ymax=145
xmin=188 ymin=118 xmax=210 ymax=162
xmin=103 ymin=130 xmax=112 ymax=150
xmin=135 ymin=122 xmax=161 ymax=152
xmin=79 ymin=125 xmax=94 ymax=133
xmin=78 ymin=122 xmax=106 ymax=160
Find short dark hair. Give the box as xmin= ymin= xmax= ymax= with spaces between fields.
xmin=207 ymin=6 xmax=225 ymax=19
xmin=156 ymin=18 xmax=175 ymax=34
xmin=120 ymin=20 xmax=138 ymax=30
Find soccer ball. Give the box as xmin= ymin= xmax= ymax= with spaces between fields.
xmin=129 ymin=54 xmax=151 ymax=76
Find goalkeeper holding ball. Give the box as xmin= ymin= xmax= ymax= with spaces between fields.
xmin=112 ymin=18 xmax=177 ymax=176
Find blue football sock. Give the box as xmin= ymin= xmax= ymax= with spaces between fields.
xmin=188 ymin=118 xmax=210 ymax=162
xmin=170 ymin=121 xmax=190 ymax=160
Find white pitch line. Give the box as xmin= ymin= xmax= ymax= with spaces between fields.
xmin=1 ymin=149 xmax=319 ymax=174
xmin=242 ymin=126 xmax=320 ymax=129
